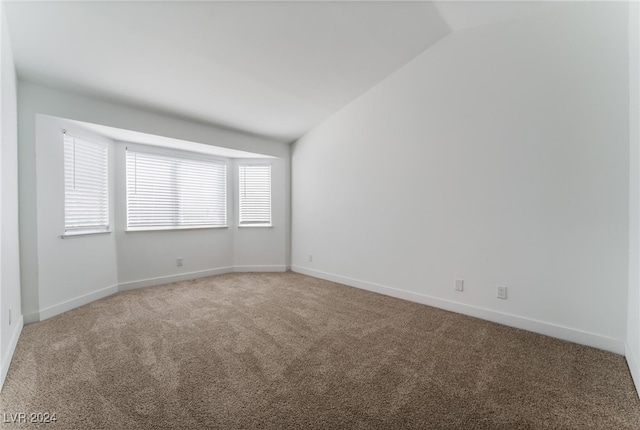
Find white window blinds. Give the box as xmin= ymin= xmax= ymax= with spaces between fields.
xmin=239 ymin=164 xmax=271 ymax=226
xmin=64 ymin=134 xmax=110 ymax=234
xmin=126 ymin=149 xmax=227 ymax=230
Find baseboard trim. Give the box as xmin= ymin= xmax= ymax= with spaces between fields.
xmin=291 ymin=266 xmax=625 ymax=355
xmin=23 ymin=311 xmax=40 ymax=324
xmin=626 ymin=342 xmax=640 ymax=398
xmin=118 ymin=267 xmax=234 ymax=292
xmin=28 ymin=266 xmax=289 ymax=322
xmin=234 ymin=265 xmax=287 ymax=272
xmin=0 ymin=315 xmax=24 ymax=392
xmin=39 ymin=284 xmax=119 ymax=321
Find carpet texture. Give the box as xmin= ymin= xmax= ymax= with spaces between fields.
xmin=1 ymin=272 xmax=639 ymax=429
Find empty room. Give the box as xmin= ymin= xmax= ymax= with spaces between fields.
xmin=1 ymin=0 xmax=640 ymax=428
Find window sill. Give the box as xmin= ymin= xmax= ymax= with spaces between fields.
xmin=62 ymin=230 xmax=112 ymax=239
xmin=126 ymin=225 xmax=228 ymax=233
xmin=238 ymin=224 xmax=273 ymax=228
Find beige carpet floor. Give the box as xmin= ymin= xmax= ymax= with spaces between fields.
xmin=1 ymin=272 xmax=639 ymax=429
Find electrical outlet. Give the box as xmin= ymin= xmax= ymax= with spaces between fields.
xmin=177 ymin=257 xmax=183 ymax=267
xmin=497 ymin=286 xmax=508 ymax=300
xmin=308 ymin=255 xmax=313 ymax=263
xmin=455 ymin=279 xmax=464 ymax=292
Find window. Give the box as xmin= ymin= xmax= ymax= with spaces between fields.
xmin=239 ymin=164 xmax=271 ymax=226
xmin=126 ymin=149 xmax=227 ymax=230
xmin=64 ymin=134 xmax=110 ymax=235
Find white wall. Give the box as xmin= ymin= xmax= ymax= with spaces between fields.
xmin=232 ymin=158 xmax=289 ymax=271
xmin=114 ymin=141 xmax=233 ymax=288
xmin=1 ymin=2 xmax=23 ymax=390
xmin=114 ymin=145 xmax=289 ymax=288
xmin=34 ymin=116 xmax=118 ymax=320
xmin=114 ymin=154 xmax=289 ymax=286
xmin=292 ymin=2 xmax=629 ymax=353
xmin=627 ymin=1 xmax=640 ymax=395
xmin=18 ymin=82 xmax=290 ymax=321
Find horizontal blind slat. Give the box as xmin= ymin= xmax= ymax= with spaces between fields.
xmin=64 ymin=135 xmax=110 ymax=233
xmin=239 ymin=164 xmax=271 ymax=225
xmin=126 ymin=149 xmax=227 ymax=229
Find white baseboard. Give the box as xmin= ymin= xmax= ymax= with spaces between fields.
xmin=291 ymin=266 xmax=625 ymax=355
xmin=27 ymin=266 xmax=289 ymax=323
xmin=39 ymin=284 xmax=119 ymax=321
xmin=23 ymin=311 xmax=40 ymax=324
xmin=234 ymin=265 xmax=287 ymax=272
xmin=118 ymin=267 xmax=234 ymax=292
xmin=626 ymin=342 xmax=640 ymax=398
xmin=0 ymin=315 xmax=24 ymax=392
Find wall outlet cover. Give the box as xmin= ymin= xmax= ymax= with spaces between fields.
xmin=455 ymin=279 xmax=464 ymax=292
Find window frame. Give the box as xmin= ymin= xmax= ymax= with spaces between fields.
xmin=125 ymin=146 xmax=229 ymax=232
xmin=238 ymin=162 xmax=273 ymax=228
xmin=62 ymin=132 xmax=111 ymax=238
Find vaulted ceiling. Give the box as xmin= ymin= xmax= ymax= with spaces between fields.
xmin=4 ymin=1 xmax=562 ymax=143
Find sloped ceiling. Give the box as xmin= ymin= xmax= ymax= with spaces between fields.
xmin=4 ymin=1 xmax=563 ymax=143
xmin=4 ymin=1 xmax=450 ymax=143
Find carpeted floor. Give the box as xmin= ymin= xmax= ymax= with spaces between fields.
xmin=1 ymin=272 xmax=639 ymax=429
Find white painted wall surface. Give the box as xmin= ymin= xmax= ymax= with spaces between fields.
xmin=1 ymin=3 xmax=23 ymax=390
xmin=113 ymin=141 xmax=234 ymax=286
xmin=18 ymin=82 xmax=290 ymax=320
xmin=232 ymin=158 xmax=289 ymax=271
xmin=292 ymin=3 xmax=629 ymax=352
xmin=35 ymin=116 xmax=118 ymax=319
xmin=627 ymin=1 xmax=640 ymax=395
xmin=114 ymin=154 xmax=290 ymax=285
